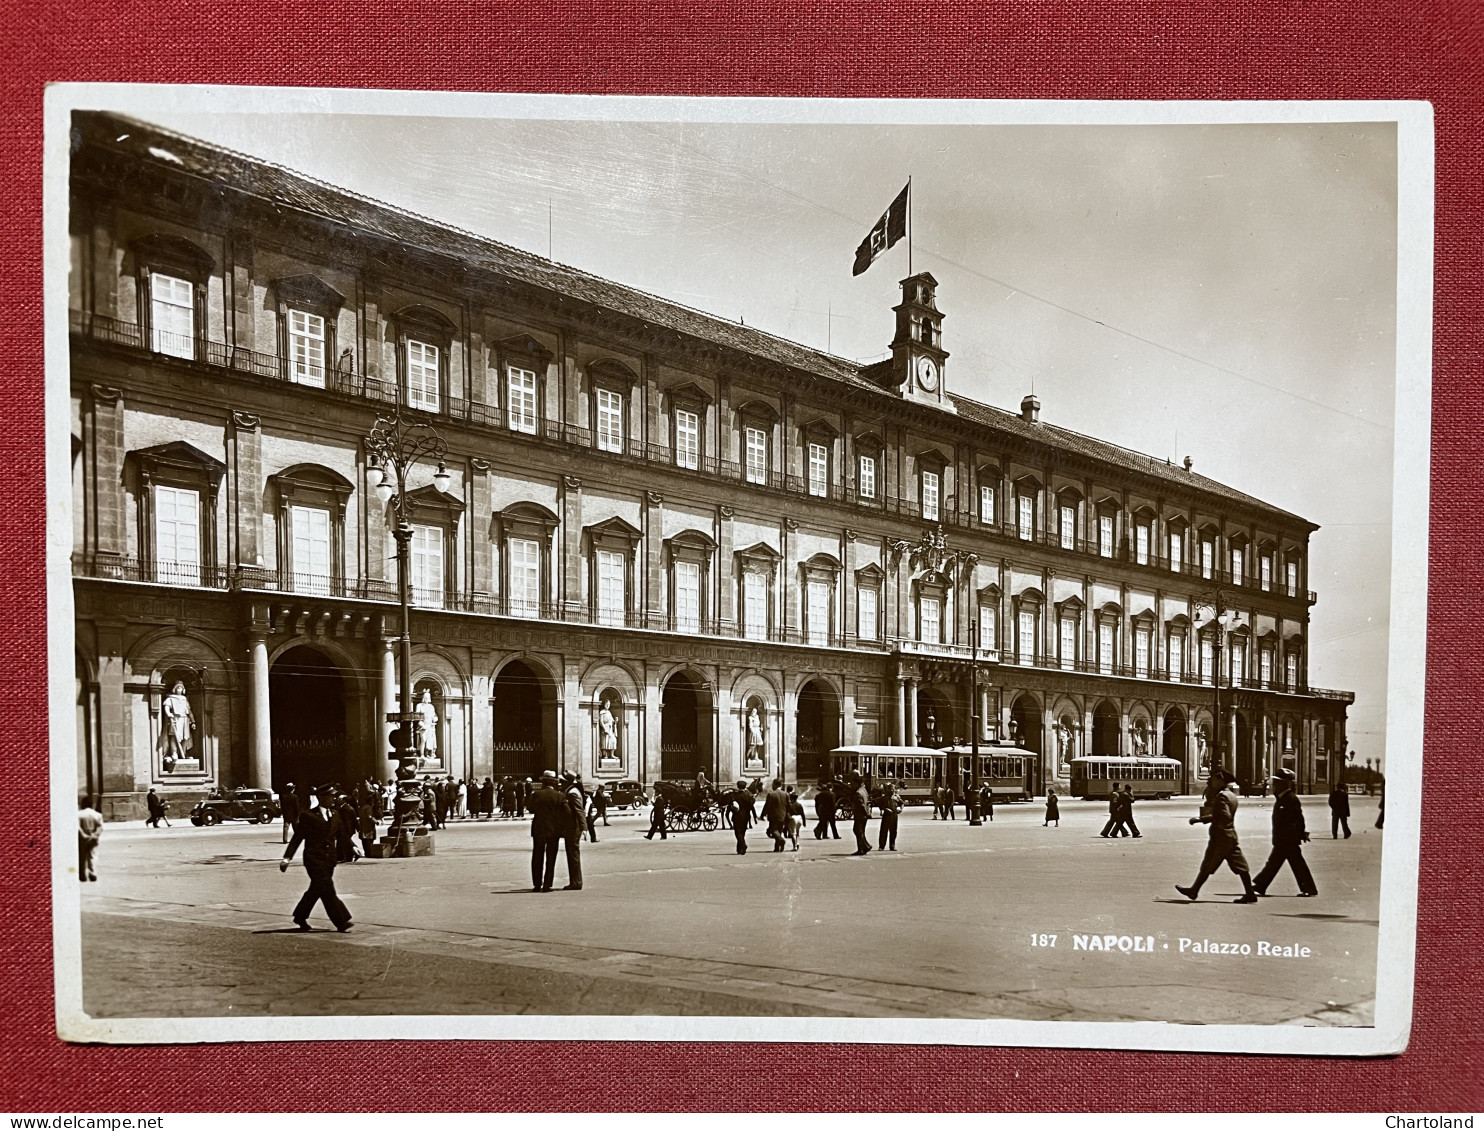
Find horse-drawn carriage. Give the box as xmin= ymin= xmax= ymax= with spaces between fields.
xmin=653 ymin=779 xmax=722 ymax=832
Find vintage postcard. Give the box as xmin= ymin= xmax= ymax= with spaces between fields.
xmin=44 ymin=85 xmax=1431 ymax=1053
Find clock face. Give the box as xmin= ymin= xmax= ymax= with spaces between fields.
xmin=916 ymin=355 xmax=939 ymax=392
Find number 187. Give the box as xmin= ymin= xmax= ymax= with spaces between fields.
xmin=1030 ymin=934 xmax=1057 ymax=948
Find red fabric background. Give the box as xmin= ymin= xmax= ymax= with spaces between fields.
xmin=1 ymin=0 xmax=1479 ymax=1112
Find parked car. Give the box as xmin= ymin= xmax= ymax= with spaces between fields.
xmin=609 ymin=780 xmax=647 ymax=809
xmin=189 ymin=787 xmax=281 ymax=826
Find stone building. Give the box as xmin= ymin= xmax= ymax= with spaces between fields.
xmin=66 ymin=111 xmax=1352 ymax=819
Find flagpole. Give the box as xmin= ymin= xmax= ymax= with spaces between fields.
xmin=907 ymin=176 xmax=913 ymax=277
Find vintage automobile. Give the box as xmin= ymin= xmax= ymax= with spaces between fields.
xmin=608 ymin=779 xmax=647 ymax=810
xmin=189 ymin=787 xmax=281 ymax=826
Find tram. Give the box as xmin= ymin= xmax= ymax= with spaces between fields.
xmin=827 ymin=743 xmax=1034 ymax=805
xmin=1069 ymin=755 xmax=1183 ymax=801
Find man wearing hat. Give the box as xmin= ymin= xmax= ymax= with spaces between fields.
xmin=560 ymin=773 xmax=586 ymax=890
xmin=728 ymin=780 xmax=756 ymax=855
xmin=527 ymin=770 xmax=567 ymax=891
xmin=1252 ymin=768 xmax=1318 ymax=898
xmin=1176 ymin=768 xmax=1259 ymax=904
xmin=279 ymin=783 xmax=353 ymax=931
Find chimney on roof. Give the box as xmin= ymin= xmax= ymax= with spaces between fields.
xmin=1020 ymin=393 xmax=1040 ymax=424
xmin=1183 ymin=455 xmax=1193 ymax=472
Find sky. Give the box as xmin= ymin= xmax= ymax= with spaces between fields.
xmin=135 ymin=104 xmax=1400 ymax=763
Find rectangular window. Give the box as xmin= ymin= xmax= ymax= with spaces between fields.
xmin=406 ymin=340 xmax=440 ymax=412
xmin=411 ymin=524 xmax=445 ymax=609
xmin=595 ymin=388 xmax=624 ymax=453
xmin=807 ymin=579 xmax=831 ymax=644
xmin=743 ymin=571 xmax=768 ymax=641
xmin=149 ymin=273 xmax=194 ymax=359
xmin=595 ymin=549 xmax=626 ymax=626
xmin=674 ymin=561 xmax=701 ymax=633
xmin=1201 ymin=540 xmax=1214 ymax=579
xmin=1260 ymin=648 xmax=1274 ymax=686
xmin=1230 ymin=642 xmax=1245 ymax=683
xmin=1136 ymin=523 xmax=1150 ymax=565
xmin=1059 ymin=617 xmax=1076 ymax=669
xmin=1134 ymin=628 xmax=1150 ymax=677
xmin=922 ymin=470 xmax=940 ymax=521
xmin=1060 ymin=504 xmax=1075 ymax=550
xmin=1018 ymin=494 xmax=1034 ymax=541
xmin=980 ymin=610 xmax=996 ymax=653
xmin=980 ymin=485 xmax=995 ymax=526
xmin=1170 ymin=531 xmax=1183 ymax=573
xmin=1098 ymin=622 xmax=1114 ymax=674
xmin=1200 ymin=637 xmax=1215 ymax=684
xmin=745 ymin=427 xmax=768 ymax=484
xmin=857 ymin=586 xmax=878 ymax=641
xmin=675 ymin=409 xmax=700 ymax=470
xmin=1099 ymin=514 xmax=1114 ymax=558
xmin=1168 ymin=636 xmax=1184 ymax=682
xmin=858 ymin=454 xmax=877 ymax=500
xmin=1260 ymin=554 xmax=1272 ymax=592
xmin=1286 ymin=560 xmax=1299 ymax=596
xmin=508 ymin=537 xmax=540 ymax=618
xmin=507 ymin=365 xmax=538 ymax=434
xmin=1231 ymin=547 xmax=1245 ymax=584
xmin=154 ymin=484 xmax=200 ymax=584
xmin=1286 ymin=651 xmax=1299 ymax=689
xmin=1018 ymin=608 xmax=1036 ymax=663
xmin=290 ymin=504 xmax=331 ymax=594
xmin=808 ymin=442 xmax=829 ymax=497
xmin=920 ymin=597 xmax=942 ymax=644
xmin=288 ymin=309 xmax=325 ymax=387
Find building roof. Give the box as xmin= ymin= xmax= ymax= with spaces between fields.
xmin=73 ymin=111 xmax=1314 ymax=531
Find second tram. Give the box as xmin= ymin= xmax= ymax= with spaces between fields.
xmin=1068 ymin=755 xmax=1183 ymax=800
xmin=828 ymin=743 xmax=1034 ymax=805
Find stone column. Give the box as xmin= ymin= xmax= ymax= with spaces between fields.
xmin=1227 ymin=711 xmax=1239 ymax=776
xmin=87 ymin=385 xmax=125 ymax=563
xmin=469 ymin=652 xmax=493 ymax=779
xmin=563 ymin=657 xmax=583 ymax=777
xmin=94 ymin=624 xmax=130 ymax=819
xmin=841 ymin=681 xmax=858 ymax=747
xmin=380 ymin=633 xmax=398 ymax=762
xmin=781 ymin=680 xmax=799 ymax=784
xmin=715 ymin=679 xmax=735 ymax=783
xmin=905 ymin=677 xmax=919 ymax=747
xmin=890 ymin=670 xmax=905 ymax=746
xmin=248 ymin=630 xmax=272 ymax=789
xmin=642 ymin=665 xmax=663 ymax=785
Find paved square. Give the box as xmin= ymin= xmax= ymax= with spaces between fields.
xmin=80 ymin=795 xmax=1382 ymax=1023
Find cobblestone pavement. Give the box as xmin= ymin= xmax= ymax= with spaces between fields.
xmin=78 ymin=796 xmax=1383 ymax=1023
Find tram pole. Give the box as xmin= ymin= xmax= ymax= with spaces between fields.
xmin=968 ymin=617 xmax=982 ymax=826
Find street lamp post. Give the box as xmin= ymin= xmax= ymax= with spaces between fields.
xmin=968 ymin=616 xmax=983 ymax=827
xmin=364 ymin=403 xmax=452 ymax=838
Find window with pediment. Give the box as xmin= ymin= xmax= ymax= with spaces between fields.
xmin=269 ymin=464 xmax=353 ymax=595
xmin=1013 ymin=590 xmax=1044 ymax=665
xmin=919 ymin=450 xmax=947 ymax=523
xmin=800 ymin=419 xmax=838 ymax=499
xmin=1132 ymin=507 xmax=1156 ymax=566
xmin=496 ymin=502 xmax=558 ymax=619
xmin=397 ymin=484 xmax=463 ymax=609
xmin=273 ymin=275 xmax=345 ymax=389
xmin=976 ymin=585 xmax=1000 ymax=654
xmin=1095 ymin=604 xmax=1122 ymax=675
xmin=855 ymin=432 xmax=883 ymax=503
xmin=668 ymin=383 xmax=711 ymax=471
xmin=1167 ymin=517 xmax=1188 ymax=575
xmin=736 ymin=543 xmax=780 ymax=642
xmin=1015 ymin=476 xmax=1042 ymax=543
xmin=586 ymin=516 xmax=641 ymax=627
xmin=494 ymin=334 xmax=554 ymax=437
xmin=667 ymin=529 xmax=716 ymax=633
xmin=132 ymin=234 xmax=214 ymax=361
xmin=389 ymin=305 xmax=457 ymax=414
xmin=1056 ymin=597 xmax=1084 ymax=670
xmin=801 ymin=553 xmax=841 ymax=646
xmin=128 ymin=441 xmax=225 ymax=586
xmin=588 ymin=359 xmax=637 ymax=455
xmin=978 ymin=466 xmax=999 ymax=528
xmin=736 ymin=400 xmax=778 ymax=486
xmin=1056 ymin=488 xmax=1081 ymax=551
xmin=855 ymin=563 xmax=885 ymax=643
xmin=1131 ymin=611 xmax=1155 ymax=677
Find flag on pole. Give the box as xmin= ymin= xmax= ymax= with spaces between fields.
xmin=852 ymin=182 xmax=910 ymax=276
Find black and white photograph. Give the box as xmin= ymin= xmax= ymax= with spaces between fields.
xmin=45 ymin=87 xmax=1431 ymax=1052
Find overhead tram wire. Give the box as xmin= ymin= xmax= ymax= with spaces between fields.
xmin=628 ymin=123 xmax=1391 ymax=435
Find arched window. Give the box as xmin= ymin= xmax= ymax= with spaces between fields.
xmin=496 ymin=503 xmax=558 ymax=619
xmin=494 ymin=333 xmax=555 ymax=436
xmin=273 ymin=275 xmax=345 ymax=389
xmin=269 ymin=464 xmax=354 ymax=595
xmin=390 ymin=305 xmax=457 ymax=414
xmin=667 ymin=529 xmax=716 ymax=633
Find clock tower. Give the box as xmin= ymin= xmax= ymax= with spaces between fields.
xmin=887 ymin=272 xmax=953 ymax=412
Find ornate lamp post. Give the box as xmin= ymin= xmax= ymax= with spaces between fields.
xmin=364 ymin=403 xmax=452 ymax=835
xmin=1194 ymin=589 xmax=1235 ymax=778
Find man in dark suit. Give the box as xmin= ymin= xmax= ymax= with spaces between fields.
xmin=279 ymin=781 xmax=300 ymax=844
xmin=1328 ymin=780 xmax=1352 ymax=839
xmin=728 ymin=780 xmax=755 ymax=854
xmin=279 ymin=784 xmax=353 ymax=932
xmin=877 ymin=782 xmax=901 ymax=851
xmin=645 ymin=787 xmax=669 ymax=840
xmin=145 ymin=788 xmax=167 ymax=829
xmin=560 ymin=774 xmax=586 ymax=890
xmin=814 ymin=780 xmax=839 ymax=840
xmin=847 ymin=772 xmax=873 ymax=856
xmin=1119 ymin=784 xmax=1142 ymax=838
xmin=527 ymin=771 xmax=567 ymax=891
xmin=1253 ymin=768 xmax=1318 ymax=897
xmin=761 ymin=779 xmax=790 ymax=853
xmin=1100 ymin=782 xmax=1124 ymax=837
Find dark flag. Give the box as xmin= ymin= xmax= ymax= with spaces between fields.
xmin=852 ymin=182 xmax=910 ymax=276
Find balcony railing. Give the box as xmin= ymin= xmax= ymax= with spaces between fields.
xmin=70 ymin=310 xmax=1319 ymax=607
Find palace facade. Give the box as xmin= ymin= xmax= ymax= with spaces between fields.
xmin=67 ymin=112 xmax=1352 ymax=819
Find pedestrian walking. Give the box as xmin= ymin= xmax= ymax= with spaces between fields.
xmin=644 ymin=787 xmax=668 ymax=840
xmin=594 ymin=784 xmax=610 ymax=826
xmin=356 ymin=798 xmax=377 ymax=858
xmin=1119 ymin=785 xmax=1142 ymax=838
xmin=78 ymin=794 xmax=102 ymax=882
xmin=848 ymin=773 xmax=872 ymax=855
xmin=1044 ymin=788 xmax=1060 ymax=827
xmin=1329 ymin=780 xmax=1352 ymax=839
xmin=762 ymin=779 xmax=790 ymax=853
xmin=877 ymin=782 xmax=901 ymax=851
xmin=1176 ymin=768 xmax=1259 ymax=904
xmin=145 ymin=788 xmax=167 ymax=828
xmin=335 ymin=790 xmax=360 ymax=862
xmin=1252 ymin=768 xmax=1318 ymax=898
xmin=814 ymin=780 xmax=839 ymax=840
xmin=560 ymin=774 xmax=585 ymax=890
xmin=785 ymin=787 xmax=805 ymax=851
xmin=279 ymin=784 xmax=354 ymax=932
xmin=1100 ymin=782 xmax=1124 ymax=837
xmin=979 ymin=783 xmax=994 ymax=823
xmin=729 ymin=780 xmax=755 ymax=854
xmin=584 ymin=785 xmax=600 ymax=843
